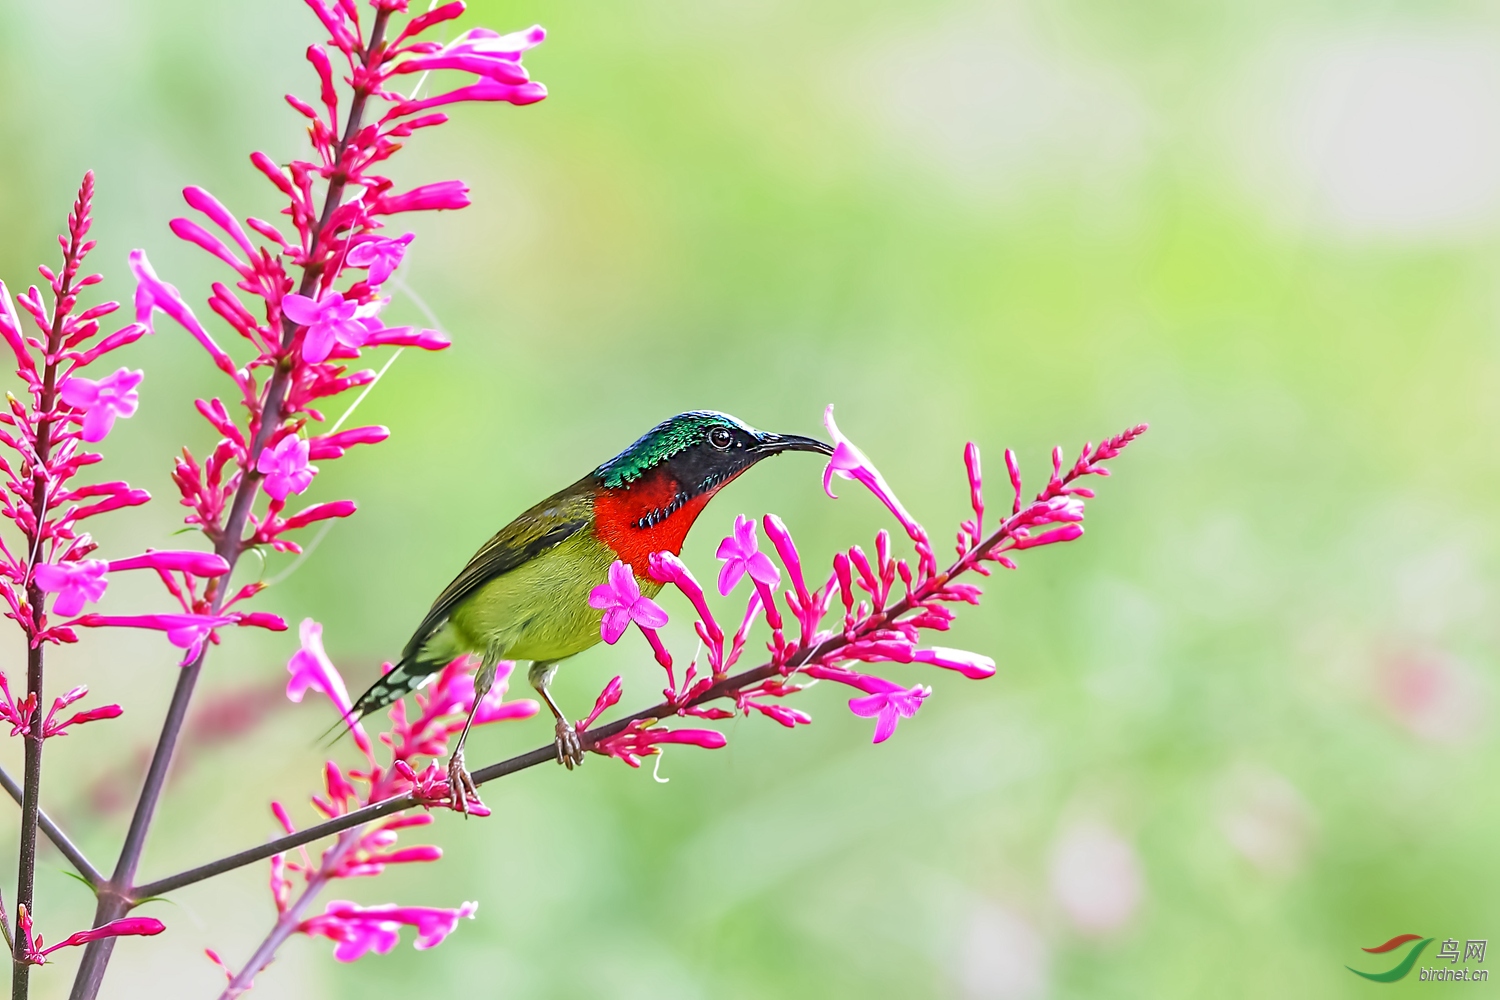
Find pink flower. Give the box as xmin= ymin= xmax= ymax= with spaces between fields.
xmin=441 ymin=24 xmax=546 ymax=64
xmin=16 ymin=907 xmax=164 ymax=966
xmin=129 ymin=249 xmax=235 ymax=373
xmin=387 ymin=26 xmax=548 ymax=115
xmin=299 ymin=900 xmax=477 ymax=962
xmin=592 ymin=719 xmax=728 ymax=768
xmin=822 ymin=404 xmax=924 ymax=541
xmin=715 ymin=514 xmax=780 ymax=596
xmin=648 ymin=551 xmax=724 ymax=677
xmin=257 ymin=434 xmax=317 ymax=501
xmin=371 ymin=181 xmax=471 ymax=216
xmin=282 ymin=291 xmax=369 ymax=363
xmin=41 ymin=684 xmax=121 ymax=737
xmin=287 ymin=618 xmax=369 ymax=753
xmin=107 ymin=549 xmax=231 ymax=577
xmin=70 ymin=612 xmax=273 ymax=664
xmin=58 ymin=367 xmax=143 ymax=442
xmin=346 ymin=233 xmax=414 ymax=286
xmin=846 ymin=678 xmax=931 ymax=744
xmin=589 ymin=560 xmax=668 ymax=644
xmin=914 ymin=647 xmax=996 ymax=680
xmin=33 ymin=559 xmax=108 ymax=616
xmin=578 ymin=676 xmax=624 ymax=731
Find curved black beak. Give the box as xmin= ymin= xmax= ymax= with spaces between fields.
xmin=755 ymin=432 xmax=834 ymax=456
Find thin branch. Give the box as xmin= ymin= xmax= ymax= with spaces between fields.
xmin=131 ymin=507 xmax=1022 ymax=902
xmin=126 ymin=430 xmax=1153 ymax=903
xmin=0 ymin=767 xmax=102 ymax=887
xmin=216 ymin=829 xmax=360 ymax=999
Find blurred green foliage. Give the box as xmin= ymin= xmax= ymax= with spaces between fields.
xmin=2 ymin=0 xmax=1498 ymax=997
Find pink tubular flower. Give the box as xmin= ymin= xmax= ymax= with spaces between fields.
xmin=282 ymin=291 xmax=370 ymax=363
xmin=578 ymin=676 xmax=624 ymax=732
xmin=386 ymin=26 xmax=548 ymax=115
xmin=257 ymin=434 xmax=317 ymax=501
xmin=822 ymin=404 xmax=924 ymax=541
xmin=592 ymin=719 xmax=728 ymax=768
xmin=848 ymin=681 xmax=931 ymax=744
xmin=345 ymin=233 xmax=414 ymax=286
xmin=299 ymin=901 xmax=477 ymax=962
xmin=107 ymin=549 xmax=231 ymax=577
xmin=128 ymin=250 xmax=235 ymax=374
xmin=68 ymin=612 xmax=248 ymax=663
xmin=914 ymin=647 xmax=997 ymax=680
xmin=41 ymin=684 xmax=121 ymax=737
xmin=33 ymin=559 xmax=108 ymax=616
xmin=371 ymin=181 xmax=471 ymax=216
xmin=589 ymin=560 xmax=668 ymax=644
xmin=58 ymin=367 xmax=143 ymax=442
xmin=287 ymin=618 xmax=369 ymax=753
xmin=716 ymin=514 xmax=780 ymax=596
xmin=16 ymin=908 xmax=164 ymax=966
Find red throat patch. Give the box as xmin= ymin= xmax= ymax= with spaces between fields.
xmin=593 ymin=467 xmax=742 ymax=573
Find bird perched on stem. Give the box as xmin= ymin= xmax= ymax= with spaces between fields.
xmin=347 ymin=411 xmax=832 ymax=812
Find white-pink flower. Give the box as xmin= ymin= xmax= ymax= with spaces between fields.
xmin=715 ymin=514 xmax=780 ymax=596
xmin=257 ymin=434 xmax=317 ymax=501
xmin=33 ymin=559 xmax=108 ymax=616
xmin=59 ymin=368 xmax=143 ymax=442
xmin=588 ymin=560 xmax=668 ymax=644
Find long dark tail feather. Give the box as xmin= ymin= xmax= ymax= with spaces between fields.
xmin=316 ymin=653 xmax=443 ymax=748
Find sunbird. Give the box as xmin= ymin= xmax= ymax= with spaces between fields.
xmin=347 ymin=410 xmax=832 ymax=808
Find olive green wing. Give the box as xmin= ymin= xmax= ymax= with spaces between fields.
xmin=402 ymin=478 xmax=595 ymax=661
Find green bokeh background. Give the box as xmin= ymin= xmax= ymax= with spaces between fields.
xmin=1 ymin=0 xmax=1497 ymax=997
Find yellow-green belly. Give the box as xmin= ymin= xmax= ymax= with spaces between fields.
xmin=423 ymin=531 xmax=662 ymax=664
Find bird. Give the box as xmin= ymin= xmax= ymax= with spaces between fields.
xmin=346 ymin=410 xmax=833 ymax=811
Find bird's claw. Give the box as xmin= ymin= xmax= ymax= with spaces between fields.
xmin=446 ymin=748 xmax=483 ymax=817
xmin=555 ymin=718 xmax=585 ymax=770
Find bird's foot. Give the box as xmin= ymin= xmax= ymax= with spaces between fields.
xmin=555 ymin=718 xmax=585 ymax=770
xmin=446 ymin=748 xmax=484 ymax=817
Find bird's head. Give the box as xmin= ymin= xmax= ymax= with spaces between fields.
xmin=595 ymin=410 xmax=832 ymax=496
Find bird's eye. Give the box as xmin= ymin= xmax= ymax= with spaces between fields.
xmin=708 ymin=427 xmax=732 ymax=450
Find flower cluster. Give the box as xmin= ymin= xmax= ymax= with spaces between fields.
xmin=48 ymin=4 xmax=550 ymax=992
xmin=209 ymin=620 xmax=537 ymax=983
xmin=140 ymin=0 xmax=546 ymax=577
xmin=577 ymin=406 xmax=1147 ymax=761
xmin=0 ymin=175 xmax=272 ymax=668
